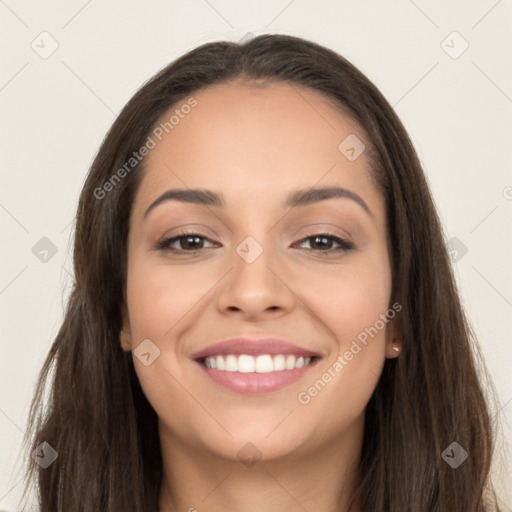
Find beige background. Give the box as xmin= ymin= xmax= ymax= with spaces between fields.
xmin=1 ymin=1 xmax=511 ymax=509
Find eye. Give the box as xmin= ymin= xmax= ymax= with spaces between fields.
xmin=156 ymin=231 xmax=354 ymax=254
xmin=293 ymin=233 xmax=354 ymax=253
xmin=157 ymin=231 xmax=218 ymax=252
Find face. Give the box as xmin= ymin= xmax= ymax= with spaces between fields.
xmin=120 ymin=80 xmax=400 ymax=464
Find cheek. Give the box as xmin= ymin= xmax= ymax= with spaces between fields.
xmin=125 ymin=256 xmax=204 ymax=429
xmin=292 ymin=253 xmax=394 ymax=426
xmin=293 ymin=254 xmax=392 ymax=414
xmin=295 ymin=253 xmax=392 ymax=345
xmin=125 ymin=255 xmax=210 ymax=342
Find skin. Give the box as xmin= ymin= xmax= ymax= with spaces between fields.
xmin=119 ymin=80 xmax=402 ymax=512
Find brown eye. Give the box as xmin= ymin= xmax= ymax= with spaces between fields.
xmin=294 ymin=233 xmax=353 ymax=253
xmin=157 ymin=232 xmax=217 ymax=252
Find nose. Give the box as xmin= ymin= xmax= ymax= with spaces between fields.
xmin=216 ymin=238 xmax=297 ymax=321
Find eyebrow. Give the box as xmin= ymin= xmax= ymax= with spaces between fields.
xmin=143 ymin=186 xmax=372 ymax=220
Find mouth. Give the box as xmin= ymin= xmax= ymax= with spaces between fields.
xmin=191 ymin=337 xmax=322 ymax=394
xmin=194 ymin=353 xmax=321 ymax=394
xmin=200 ymin=353 xmax=319 ymax=372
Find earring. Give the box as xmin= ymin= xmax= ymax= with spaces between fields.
xmin=392 ymin=346 xmax=400 ymax=352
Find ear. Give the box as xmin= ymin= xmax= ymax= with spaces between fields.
xmin=119 ymin=303 xmax=132 ymax=351
xmin=385 ymin=315 xmax=403 ymax=359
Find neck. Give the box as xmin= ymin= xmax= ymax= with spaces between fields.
xmin=158 ymin=415 xmax=364 ymax=512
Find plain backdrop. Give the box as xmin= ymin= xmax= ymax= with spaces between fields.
xmin=1 ymin=1 xmax=511 ymax=510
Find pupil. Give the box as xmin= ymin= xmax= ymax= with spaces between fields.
xmin=313 ymin=236 xmax=330 ymax=249
xmin=183 ymin=236 xmax=201 ymax=250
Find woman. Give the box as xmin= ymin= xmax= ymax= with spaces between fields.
xmin=20 ymin=34 xmax=504 ymax=511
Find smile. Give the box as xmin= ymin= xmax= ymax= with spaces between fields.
xmin=196 ymin=354 xmax=320 ymax=394
xmin=203 ymin=354 xmax=314 ymax=373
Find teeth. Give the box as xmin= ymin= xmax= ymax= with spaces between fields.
xmin=215 ymin=355 xmax=225 ymax=370
xmin=225 ymin=355 xmax=237 ymax=372
xmin=273 ymin=354 xmax=285 ymax=371
xmin=203 ymin=354 xmax=313 ymax=373
xmin=285 ymin=355 xmax=295 ymax=370
xmin=238 ymin=354 xmax=255 ymax=373
xmin=255 ymin=354 xmax=273 ymax=373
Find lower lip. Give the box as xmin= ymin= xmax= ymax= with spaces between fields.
xmin=195 ymin=360 xmax=318 ymax=394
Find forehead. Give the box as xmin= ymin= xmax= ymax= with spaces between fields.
xmin=132 ymin=80 xmax=382 ymax=218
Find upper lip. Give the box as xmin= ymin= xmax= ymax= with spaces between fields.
xmin=191 ymin=338 xmax=322 ymax=360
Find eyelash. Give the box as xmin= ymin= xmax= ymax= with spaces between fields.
xmin=156 ymin=230 xmax=354 ymax=255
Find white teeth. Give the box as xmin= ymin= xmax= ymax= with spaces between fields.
xmin=255 ymin=354 xmax=273 ymax=373
xmin=216 ymin=355 xmax=225 ymax=370
xmin=225 ymin=355 xmax=237 ymax=372
xmin=273 ymin=354 xmax=285 ymax=371
xmin=238 ymin=354 xmax=255 ymax=373
xmin=203 ymin=354 xmax=314 ymax=373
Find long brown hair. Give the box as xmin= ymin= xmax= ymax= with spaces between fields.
xmin=18 ymin=34 xmax=504 ymax=511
